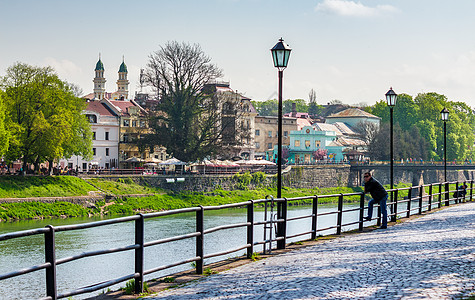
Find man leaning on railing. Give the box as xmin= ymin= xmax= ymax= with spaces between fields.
xmin=363 ymin=172 xmax=388 ymax=229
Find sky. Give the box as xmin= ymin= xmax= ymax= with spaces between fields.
xmin=2 ymin=0 xmax=475 ymax=107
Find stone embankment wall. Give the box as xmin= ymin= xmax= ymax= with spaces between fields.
xmin=90 ymin=165 xmax=352 ymax=192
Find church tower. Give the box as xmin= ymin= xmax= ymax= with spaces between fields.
xmin=117 ymin=57 xmax=129 ymax=100
xmin=93 ymin=55 xmax=106 ymax=100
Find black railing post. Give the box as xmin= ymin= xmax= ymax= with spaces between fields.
xmin=45 ymin=225 xmax=57 ymax=300
xmin=134 ymin=214 xmax=144 ymax=295
xmin=470 ymin=180 xmax=473 ymax=201
xmin=247 ymin=201 xmax=254 ymax=259
xmin=463 ymin=181 xmax=467 ymax=203
xmin=311 ymin=196 xmax=318 ymax=240
xmin=358 ymin=193 xmax=365 ymax=231
xmin=376 ymin=201 xmax=381 ymax=227
xmin=418 ymin=185 xmax=423 ymax=215
xmin=428 ymin=184 xmax=433 ymax=211
xmin=196 ymin=206 xmax=204 ymax=274
xmin=438 ymin=183 xmax=442 ymax=208
xmin=392 ymin=189 xmax=398 ymax=222
xmin=455 ymin=181 xmax=459 ymax=204
xmin=277 ymin=198 xmax=287 ymax=249
xmin=445 ymin=182 xmax=450 ymax=206
xmin=336 ymin=194 xmax=343 ymax=235
xmin=407 ymin=187 xmax=412 ymax=218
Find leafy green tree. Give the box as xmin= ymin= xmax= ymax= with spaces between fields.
xmin=252 ymin=99 xmax=278 ymax=116
xmin=368 ymin=92 xmax=475 ymax=162
xmin=0 ymin=91 xmax=9 ymax=156
xmin=283 ymin=99 xmax=308 ymax=114
xmin=1 ymin=63 xmax=92 ymax=173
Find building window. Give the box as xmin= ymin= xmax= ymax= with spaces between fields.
xmin=92 ymin=132 xmax=96 ymax=140
xmin=82 ymin=163 xmax=87 ymax=170
xmin=255 ymin=129 xmax=260 ymax=136
xmin=123 ymin=119 xmax=130 ymax=127
xmin=86 ymin=114 xmax=97 ymax=123
xmin=316 ymin=140 xmax=321 ymax=148
xmin=268 ymin=131 xmax=272 ymax=137
xmin=123 ymin=134 xmax=129 ymax=143
xmin=255 ymin=142 xmax=260 ymax=149
xmin=267 ymin=143 xmax=272 ymax=149
xmin=105 ymin=132 xmax=109 ymax=140
xmin=106 ymin=148 xmax=109 ymax=156
xmin=305 ymin=140 xmax=311 ymax=148
xmin=93 ymin=148 xmax=96 ymax=156
xmin=295 ymin=140 xmax=300 ymax=147
xmin=132 ymin=120 xmax=137 ymax=127
xmin=284 ymin=131 xmax=288 ymax=137
xmin=140 ymin=121 xmax=146 ymax=127
xmin=105 ymin=162 xmax=110 ymax=169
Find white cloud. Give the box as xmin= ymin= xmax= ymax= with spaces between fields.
xmin=43 ymin=57 xmax=83 ymax=78
xmin=315 ymin=0 xmax=398 ymax=17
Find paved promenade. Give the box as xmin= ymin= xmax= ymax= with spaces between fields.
xmin=147 ymin=202 xmax=475 ymax=299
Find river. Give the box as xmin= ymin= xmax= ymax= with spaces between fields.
xmin=0 ymin=202 xmax=372 ymax=299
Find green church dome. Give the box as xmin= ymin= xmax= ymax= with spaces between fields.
xmin=95 ymin=59 xmax=104 ymax=71
xmin=119 ymin=61 xmax=127 ymax=73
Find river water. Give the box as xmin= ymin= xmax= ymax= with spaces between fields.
xmin=0 ymin=202 xmax=371 ymax=299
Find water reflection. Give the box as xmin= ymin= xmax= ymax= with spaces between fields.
xmin=0 ymin=203 xmax=367 ymax=299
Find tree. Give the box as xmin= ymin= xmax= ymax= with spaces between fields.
xmin=368 ymin=92 xmax=475 ymax=161
xmin=283 ymin=99 xmax=307 ymax=114
xmin=313 ymin=148 xmax=327 ymax=160
xmin=142 ymin=41 xmax=251 ymax=162
xmin=0 ymin=91 xmax=9 ymax=156
xmin=355 ymin=121 xmax=378 ymax=146
xmin=1 ymin=63 xmax=92 ymax=173
xmin=252 ymin=99 xmax=278 ymax=116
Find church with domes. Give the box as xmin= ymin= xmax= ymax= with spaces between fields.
xmin=83 ymin=56 xmax=130 ymax=101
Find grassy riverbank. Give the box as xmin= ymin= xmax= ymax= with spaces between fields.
xmin=0 ymin=176 xmax=95 ymax=198
xmin=0 ymin=176 xmax=413 ymax=222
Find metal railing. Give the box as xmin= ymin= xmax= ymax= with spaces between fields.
xmin=0 ymin=180 xmax=472 ymax=299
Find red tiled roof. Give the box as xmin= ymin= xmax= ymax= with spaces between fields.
xmin=108 ymin=100 xmax=145 ymax=117
xmin=86 ymin=101 xmax=117 ymax=117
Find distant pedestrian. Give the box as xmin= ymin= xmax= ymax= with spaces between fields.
xmin=454 ymin=184 xmax=468 ymax=198
xmin=363 ymin=172 xmax=388 ymax=229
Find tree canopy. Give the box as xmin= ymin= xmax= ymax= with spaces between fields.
xmin=0 ymin=63 xmax=92 ymax=172
xmin=0 ymin=91 xmax=9 ymax=156
xmin=367 ymin=92 xmax=475 ymax=161
xmin=142 ymin=41 xmax=248 ymax=162
xmin=252 ymin=99 xmax=323 ymax=116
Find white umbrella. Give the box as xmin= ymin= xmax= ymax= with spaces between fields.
xmin=125 ymin=157 xmax=144 ymax=163
xmin=159 ymin=158 xmax=186 ymax=165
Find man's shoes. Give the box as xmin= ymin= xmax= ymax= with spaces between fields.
xmin=364 ymin=216 xmax=372 ymax=221
xmin=379 ymin=226 xmax=387 ymax=229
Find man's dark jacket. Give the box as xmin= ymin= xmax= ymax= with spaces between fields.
xmin=364 ymin=177 xmax=388 ymax=201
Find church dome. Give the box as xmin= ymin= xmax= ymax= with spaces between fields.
xmin=95 ymin=59 xmax=104 ymax=71
xmin=119 ymin=61 xmax=127 ymax=73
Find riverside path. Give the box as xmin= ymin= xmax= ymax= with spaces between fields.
xmin=146 ymin=202 xmax=475 ymax=299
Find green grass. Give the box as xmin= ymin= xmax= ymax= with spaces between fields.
xmin=86 ymin=177 xmax=159 ymax=195
xmin=0 ymin=176 xmax=95 ymax=198
xmin=0 ymin=176 xmax=415 ymax=221
xmin=0 ymin=201 xmax=91 ymax=221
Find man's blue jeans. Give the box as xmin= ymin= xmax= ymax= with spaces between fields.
xmin=367 ymin=194 xmax=388 ymax=227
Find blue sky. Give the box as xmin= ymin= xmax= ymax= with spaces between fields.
xmin=2 ymin=0 xmax=475 ymax=107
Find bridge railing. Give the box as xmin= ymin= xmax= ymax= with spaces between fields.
xmin=0 ymin=180 xmax=472 ymax=299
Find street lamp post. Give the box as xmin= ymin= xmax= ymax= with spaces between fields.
xmin=441 ymin=107 xmax=449 ymax=205
xmin=271 ymin=38 xmax=291 ymax=249
xmin=271 ymin=38 xmax=291 ymax=199
xmin=385 ymin=88 xmax=397 ymax=222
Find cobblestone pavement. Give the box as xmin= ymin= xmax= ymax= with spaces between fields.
xmin=147 ymin=202 xmax=475 ymax=299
